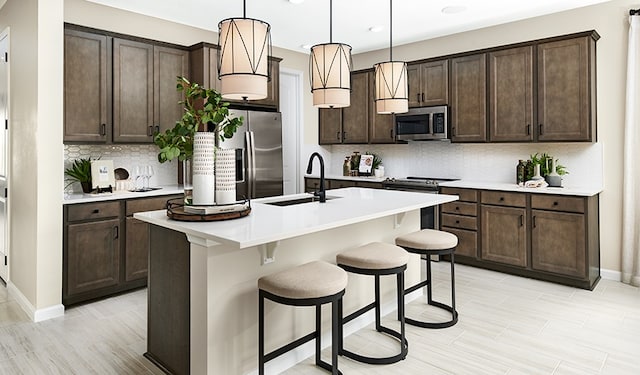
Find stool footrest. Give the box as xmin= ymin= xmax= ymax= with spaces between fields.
xmin=405 ymin=279 xmax=429 ymax=295
xmin=342 ymin=301 xmax=376 ymax=325
xmin=264 ymin=331 xmax=316 ymax=363
xmin=340 ymin=329 xmax=408 ymax=365
xmin=405 ymin=300 xmax=458 ymax=329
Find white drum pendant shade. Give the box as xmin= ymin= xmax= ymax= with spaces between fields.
xmin=218 ymin=17 xmax=270 ymax=100
xmin=310 ymin=42 xmax=352 ymax=108
xmin=374 ymin=61 xmax=408 ymax=114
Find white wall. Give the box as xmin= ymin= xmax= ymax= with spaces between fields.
xmin=0 ymin=0 xmax=64 ymax=318
xmin=338 ymin=0 xmax=633 ymax=274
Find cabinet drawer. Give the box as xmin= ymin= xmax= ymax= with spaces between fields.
xmin=441 ymin=213 xmax=477 ymax=230
xmin=305 ymin=178 xmax=321 ymax=189
xmin=481 ymin=191 xmax=526 ymax=207
xmin=440 ymin=187 xmax=478 ymax=202
xmin=442 ymin=228 xmax=477 ymax=258
xmin=356 ymin=181 xmax=382 ymax=189
xmin=531 ymin=195 xmax=585 ymax=213
xmin=329 ymin=180 xmax=356 ymax=189
xmin=441 ymin=201 xmax=477 ymax=216
xmin=67 ymin=201 xmax=120 ymax=222
xmin=126 ymin=195 xmax=178 ymax=216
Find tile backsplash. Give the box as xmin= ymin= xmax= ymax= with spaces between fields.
xmin=329 ymin=141 xmax=603 ymax=189
xmin=64 ymin=144 xmax=178 ymax=193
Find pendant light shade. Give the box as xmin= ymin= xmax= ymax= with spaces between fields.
xmin=218 ymin=1 xmax=271 ymax=101
xmin=374 ymin=0 xmax=408 ymax=114
xmin=374 ymin=61 xmax=408 ymax=114
xmin=309 ymin=0 xmax=352 ymax=108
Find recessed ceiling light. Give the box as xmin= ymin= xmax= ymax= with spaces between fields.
xmin=369 ymin=26 xmax=384 ymax=33
xmin=301 ymin=44 xmax=313 ymax=50
xmin=441 ymin=5 xmax=467 ymax=14
xmin=289 ymin=0 xmax=305 ymax=4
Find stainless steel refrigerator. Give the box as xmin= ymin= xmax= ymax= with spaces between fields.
xmin=221 ymin=110 xmax=283 ymax=200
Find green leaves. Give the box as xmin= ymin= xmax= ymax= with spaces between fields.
xmin=154 ymin=77 xmax=244 ymax=162
xmin=529 ymin=153 xmax=569 ymax=176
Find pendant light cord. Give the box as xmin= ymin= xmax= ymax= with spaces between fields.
xmin=329 ymin=0 xmax=333 ymax=43
xmin=243 ymin=0 xmax=246 ymax=18
xmin=389 ymin=0 xmax=393 ymax=61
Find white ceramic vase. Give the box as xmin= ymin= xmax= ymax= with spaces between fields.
xmin=192 ymin=132 xmax=216 ymax=205
xmin=215 ymin=148 xmax=236 ymax=204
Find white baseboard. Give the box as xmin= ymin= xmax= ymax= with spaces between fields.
xmin=600 ymin=268 xmax=621 ymax=282
xmin=253 ymin=289 xmax=423 ymax=375
xmin=7 ymin=282 xmax=65 ymax=322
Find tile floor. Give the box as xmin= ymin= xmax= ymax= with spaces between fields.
xmin=0 ymin=263 xmax=639 ymax=374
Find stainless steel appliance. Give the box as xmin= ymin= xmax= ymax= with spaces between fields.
xmin=382 ymin=177 xmax=458 ymax=230
xmin=395 ymin=105 xmax=448 ymax=141
xmin=221 ymin=110 xmax=283 ymax=200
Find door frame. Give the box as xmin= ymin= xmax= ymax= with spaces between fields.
xmin=279 ymin=67 xmax=303 ymax=194
xmin=0 ymin=26 xmax=10 ymax=283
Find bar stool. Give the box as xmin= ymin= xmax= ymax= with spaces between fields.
xmin=336 ymin=242 xmax=409 ymax=365
xmin=395 ymin=229 xmax=458 ymax=329
xmin=258 ymin=261 xmax=348 ymax=375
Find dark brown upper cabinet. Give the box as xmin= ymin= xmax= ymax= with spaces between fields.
xmin=64 ymin=29 xmax=111 ymax=142
xmin=488 ymin=46 xmax=534 ymax=142
xmin=318 ymin=71 xmax=369 ymax=145
xmin=368 ymin=72 xmax=396 ymax=144
xmin=113 ymin=39 xmax=188 ymax=143
xmin=450 ymin=54 xmax=487 ymax=142
xmin=407 ymin=60 xmax=449 ymax=108
xmin=537 ymin=36 xmax=596 ymax=142
xmin=318 ymin=107 xmax=343 ymax=144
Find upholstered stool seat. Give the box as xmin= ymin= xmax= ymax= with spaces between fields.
xmin=258 ymin=261 xmax=348 ymax=375
xmin=396 ymin=229 xmax=459 ymax=329
xmin=336 ymin=242 xmax=409 ymax=365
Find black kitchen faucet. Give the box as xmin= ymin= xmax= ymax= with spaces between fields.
xmin=306 ymin=152 xmax=326 ymax=203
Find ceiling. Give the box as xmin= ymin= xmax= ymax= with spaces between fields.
xmin=86 ymin=0 xmax=611 ymax=54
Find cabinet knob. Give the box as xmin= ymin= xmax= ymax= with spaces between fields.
xmin=147 ymin=125 xmax=153 ymax=136
xmin=455 ymin=220 xmax=460 ymax=224
xmin=539 ymin=124 xmax=544 ymax=135
xmin=455 ymin=206 xmax=460 ymax=210
xmin=100 ymin=123 xmax=106 ymax=136
xmin=553 ymin=201 xmax=558 ymax=206
xmin=92 ymin=209 xmax=100 ymax=214
xmin=499 ymin=197 xmax=504 ymax=201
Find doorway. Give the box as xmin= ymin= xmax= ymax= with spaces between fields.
xmin=0 ymin=29 xmax=9 ymax=282
xmin=279 ymin=68 xmax=303 ymax=194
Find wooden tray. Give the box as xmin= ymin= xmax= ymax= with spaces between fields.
xmin=166 ymin=199 xmax=251 ymax=222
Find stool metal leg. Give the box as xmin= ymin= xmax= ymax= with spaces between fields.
xmin=259 ymin=291 xmax=265 ymax=375
xmin=374 ymin=275 xmax=381 ymax=332
xmin=332 ymin=299 xmax=339 ymax=375
xmin=426 ymin=255 xmax=433 ymax=304
xmin=315 ymin=304 xmax=321 ymax=368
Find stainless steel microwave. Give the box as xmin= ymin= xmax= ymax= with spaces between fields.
xmin=395 ymin=105 xmax=448 ymax=141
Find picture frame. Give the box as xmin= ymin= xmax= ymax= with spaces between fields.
xmin=358 ymin=154 xmax=374 ymax=175
xmin=90 ymin=160 xmax=115 ymax=191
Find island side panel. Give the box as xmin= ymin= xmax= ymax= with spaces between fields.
xmin=145 ymin=225 xmax=190 ymax=375
xmin=198 ymin=211 xmax=421 ymax=374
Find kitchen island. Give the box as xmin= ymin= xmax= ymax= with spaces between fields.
xmin=134 ymin=187 xmax=458 ymax=375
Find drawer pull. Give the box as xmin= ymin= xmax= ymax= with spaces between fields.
xmin=455 ymin=206 xmax=460 ymax=210
xmin=519 ymin=215 xmax=524 ymax=227
xmin=553 ymin=201 xmax=559 ymax=206
xmin=92 ymin=209 xmax=99 ymax=214
xmin=455 ymin=220 xmax=460 ymax=224
xmin=499 ymin=197 xmax=504 ymax=201
xmin=532 ymin=216 xmax=537 ymax=228
xmin=114 ymin=226 xmax=119 ymax=239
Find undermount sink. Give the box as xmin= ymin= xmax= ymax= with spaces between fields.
xmin=265 ymin=195 xmax=340 ymax=207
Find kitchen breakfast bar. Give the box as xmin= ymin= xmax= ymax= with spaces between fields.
xmin=134 ymin=187 xmax=458 ymax=374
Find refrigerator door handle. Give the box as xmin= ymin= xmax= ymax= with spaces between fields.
xmin=245 ymin=131 xmax=253 ymax=199
xmin=249 ymin=131 xmax=257 ymax=198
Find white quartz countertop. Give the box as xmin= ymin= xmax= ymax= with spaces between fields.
xmin=134 ymin=187 xmax=458 ymax=249
xmin=439 ymin=180 xmax=602 ymax=197
xmin=63 ymin=185 xmax=184 ymax=204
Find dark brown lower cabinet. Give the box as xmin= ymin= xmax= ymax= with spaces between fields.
xmin=63 ymin=195 xmax=181 ymax=306
xmin=481 ymin=205 xmax=528 ymax=267
xmin=531 ymin=210 xmax=586 ymax=278
xmin=66 ymin=218 xmax=120 ymax=296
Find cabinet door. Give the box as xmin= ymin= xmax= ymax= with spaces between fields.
xmin=64 ymin=29 xmax=110 ymax=142
xmin=125 ymin=216 xmax=149 ymax=282
xmin=66 ymin=218 xmax=120 ymax=296
xmin=531 ymin=210 xmax=586 ymax=277
xmin=488 ymin=46 xmax=533 ymax=142
xmin=443 ymin=227 xmax=477 ymax=258
xmin=113 ymin=38 xmax=154 ymax=143
xmin=450 ymin=54 xmax=487 ymax=142
xmin=537 ymin=36 xmax=593 ymax=141
xmin=318 ymin=108 xmax=342 ymax=144
xmin=421 ymin=60 xmax=448 ymax=106
xmin=407 ymin=63 xmax=422 ymax=108
xmin=154 ymin=46 xmax=189 ymax=135
xmin=341 ymin=71 xmax=369 ymax=144
xmin=481 ymin=205 xmax=527 ymax=267
xmin=369 ymin=72 xmax=396 ymax=143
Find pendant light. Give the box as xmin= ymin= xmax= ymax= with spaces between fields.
xmin=309 ymin=0 xmax=352 ymax=108
xmin=374 ymin=0 xmax=408 ymax=114
xmin=218 ymin=0 xmax=272 ymax=100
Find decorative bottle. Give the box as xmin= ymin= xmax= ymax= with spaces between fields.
xmin=343 ymin=157 xmax=351 ymax=176
xmin=525 ymin=160 xmax=533 ymax=181
xmin=516 ymin=160 xmax=526 ymax=186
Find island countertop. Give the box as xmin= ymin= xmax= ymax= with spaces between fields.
xmin=134 ymin=187 xmax=458 ymax=249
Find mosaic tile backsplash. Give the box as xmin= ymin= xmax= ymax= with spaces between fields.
xmin=64 ymin=144 xmax=178 ymax=193
xmin=329 ymin=141 xmax=603 ymax=189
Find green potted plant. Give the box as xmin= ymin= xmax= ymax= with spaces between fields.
xmin=153 ymin=76 xmax=243 ymax=163
xmin=64 ymin=157 xmax=93 ymax=193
